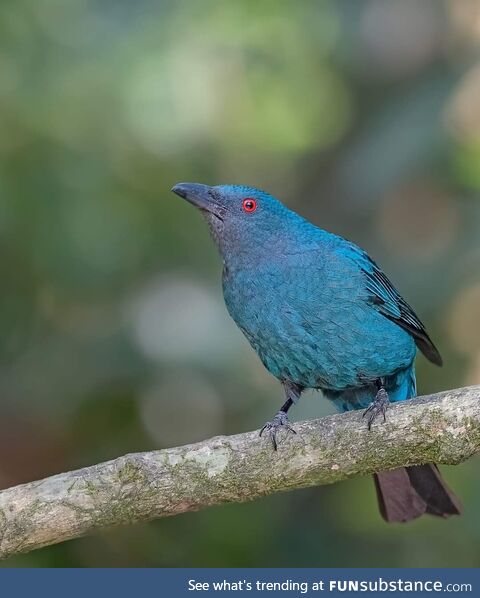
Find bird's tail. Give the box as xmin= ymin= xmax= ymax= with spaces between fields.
xmin=373 ymin=464 xmax=461 ymax=523
xmin=327 ymin=366 xmax=461 ymax=522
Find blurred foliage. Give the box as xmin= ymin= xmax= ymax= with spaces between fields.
xmin=0 ymin=0 xmax=480 ymax=567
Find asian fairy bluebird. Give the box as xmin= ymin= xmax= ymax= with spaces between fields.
xmin=172 ymin=182 xmax=461 ymax=523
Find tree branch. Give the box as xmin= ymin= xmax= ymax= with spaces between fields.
xmin=0 ymin=385 xmax=478 ymax=559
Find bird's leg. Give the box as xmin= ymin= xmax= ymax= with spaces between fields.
xmin=363 ymin=377 xmax=389 ymax=430
xmin=260 ymin=381 xmax=302 ymax=451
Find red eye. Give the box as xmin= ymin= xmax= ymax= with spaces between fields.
xmin=242 ymin=198 xmax=257 ymax=213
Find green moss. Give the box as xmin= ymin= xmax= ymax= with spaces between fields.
xmin=84 ymin=481 xmax=100 ymax=498
xmin=116 ymin=459 xmax=145 ymax=485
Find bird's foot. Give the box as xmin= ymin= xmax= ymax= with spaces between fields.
xmin=259 ymin=411 xmax=296 ymax=451
xmin=363 ymin=387 xmax=389 ymax=431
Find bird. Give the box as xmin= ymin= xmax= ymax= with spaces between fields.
xmin=171 ymin=182 xmax=461 ymax=523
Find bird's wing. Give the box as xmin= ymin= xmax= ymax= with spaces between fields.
xmin=341 ymin=242 xmax=442 ymax=366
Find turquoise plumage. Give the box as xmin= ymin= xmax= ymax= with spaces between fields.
xmin=172 ymin=182 xmax=460 ymax=522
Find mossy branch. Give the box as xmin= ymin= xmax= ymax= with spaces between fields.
xmin=0 ymin=385 xmax=479 ymax=559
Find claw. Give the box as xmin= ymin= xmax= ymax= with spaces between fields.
xmin=363 ymin=387 xmax=389 ymax=430
xmin=259 ymin=411 xmax=296 ymax=450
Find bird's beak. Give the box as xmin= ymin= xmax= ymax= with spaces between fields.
xmin=171 ymin=183 xmax=219 ymax=215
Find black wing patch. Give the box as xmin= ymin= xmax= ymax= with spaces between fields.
xmin=360 ymin=254 xmax=442 ymax=366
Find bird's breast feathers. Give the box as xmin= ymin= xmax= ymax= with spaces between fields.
xmin=222 ymin=255 xmax=416 ymax=390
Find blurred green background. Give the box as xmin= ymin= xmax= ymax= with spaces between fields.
xmin=0 ymin=0 xmax=480 ymax=567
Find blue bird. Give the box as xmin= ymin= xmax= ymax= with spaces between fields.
xmin=172 ymin=182 xmax=461 ymax=523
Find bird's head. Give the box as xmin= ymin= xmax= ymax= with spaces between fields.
xmin=171 ymin=182 xmax=305 ymax=258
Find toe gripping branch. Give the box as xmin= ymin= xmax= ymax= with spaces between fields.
xmin=363 ymin=383 xmax=390 ymax=431
xmin=260 ymin=388 xmax=300 ymax=451
xmin=259 ymin=410 xmax=296 ymax=451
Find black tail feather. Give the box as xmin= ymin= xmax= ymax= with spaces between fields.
xmin=374 ymin=464 xmax=461 ymax=523
xmin=406 ymin=464 xmax=462 ymax=517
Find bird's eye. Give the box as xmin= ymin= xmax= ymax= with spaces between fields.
xmin=242 ymin=198 xmax=257 ymax=213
